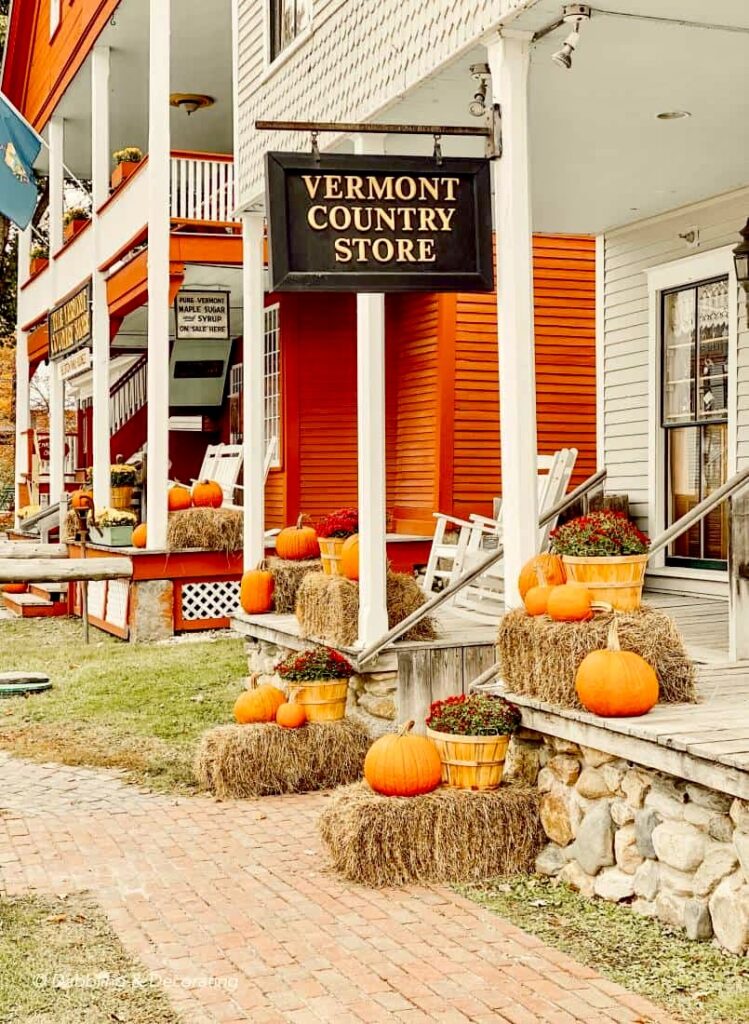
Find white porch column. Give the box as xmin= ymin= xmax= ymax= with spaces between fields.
xmin=91 ymin=45 xmax=111 ymax=509
xmin=48 ymin=116 xmax=64 ymax=254
xmin=241 ymin=212 xmax=266 ymax=569
xmin=487 ymin=33 xmax=538 ymax=608
xmin=48 ymin=359 xmax=65 ymax=505
xmin=145 ymin=0 xmax=171 ymax=549
xmin=353 ymin=134 xmax=389 ymax=645
xmin=14 ymin=229 xmax=31 ymax=519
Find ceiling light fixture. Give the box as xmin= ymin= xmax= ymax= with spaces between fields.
xmin=170 ymin=93 xmax=215 ymax=116
xmin=551 ymin=4 xmax=591 ymax=70
xmin=656 ymin=110 xmax=691 ymax=120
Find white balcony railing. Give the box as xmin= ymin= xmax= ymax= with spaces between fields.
xmin=170 ymin=152 xmax=237 ymax=224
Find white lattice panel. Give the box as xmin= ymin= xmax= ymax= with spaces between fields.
xmin=105 ymin=580 xmax=130 ymax=630
xmin=180 ymin=581 xmax=241 ymax=621
xmin=88 ymin=581 xmax=107 ymax=619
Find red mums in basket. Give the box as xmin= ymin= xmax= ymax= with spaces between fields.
xmin=550 ymin=510 xmax=650 ymax=558
xmin=276 ymin=645 xmax=354 ymax=681
xmin=426 ymin=693 xmax=521 ymax=737
xmin=316 ymin=507 xmax=359 ymax=539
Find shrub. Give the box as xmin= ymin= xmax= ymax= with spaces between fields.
xmin=550 ymin=510 xmax=650 ymax=557
xmin=426 ymin=693 xmax=521 ymax=736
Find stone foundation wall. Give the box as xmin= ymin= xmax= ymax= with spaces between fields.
xmin=507 ymin=730 xmax=749 ymax=955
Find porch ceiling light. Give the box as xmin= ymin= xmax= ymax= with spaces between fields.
xmin=733 ymin=219 xmax=749 ymax=297
xmin=551 ymin=4 xmax=591 ymax=70
xmin=656 ymin=110 xmax=691 ymax=120
xmin=170 ymin=93 xmax=215 ymax=116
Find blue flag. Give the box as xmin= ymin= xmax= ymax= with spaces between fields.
xmin=0 ymin=93 xmax=42 ymax=230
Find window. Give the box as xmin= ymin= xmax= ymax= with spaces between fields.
xmin=226 ymin=306 xmax=281 ymax=468
xmin=228 ymin=363 xmax=243 ymax=445
xmin=50 ymin=0 xmax=61 ymax=37
xmin=662 ymin=277 xmax=729 ymax=567
xmin=269 ymin=0 xmax=311 ymax=62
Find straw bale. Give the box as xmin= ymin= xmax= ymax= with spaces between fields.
xmin=194 ymin=718 xmax=371 ymax=798
xmin=267 ymin=556 xmax=323 ymax=614
xmin=497 ymin=606 xmax=697 ymax=709
xmin=167 ymin=507 xmax=243 ymax=553
xmin=319 ymin=782 xmax=543 ymax=887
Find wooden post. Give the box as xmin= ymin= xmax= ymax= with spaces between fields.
xmin=729 ymin=490 xmax=749 ymax=660
xmin=14 ymin=230 xmax=31 ymax=523
xmin=487 ymin=33 xmax=538 ymax=609
xmin=48 ymin=116 xmax=64 ymax=254
xmin=241 ymin=212 xmax=266 ymax=569
xmin=145 ymin=0 xmax=171 ymax=549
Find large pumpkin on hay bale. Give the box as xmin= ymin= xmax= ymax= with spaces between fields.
xmin=240 ymin=565 xmax=274 ymax=614
xmin=546 ymin=583 xmax=592 ymax=622
xmin=168 ymin=483 xmax=192 ymax=511
xmin=364 ymin=721 xmax=442 ymax=797
xmin=132 ymin=523 xmax=147 ymax=548
xmin=340 ymin=534 xmax=359 ymax=581
xmin=576 ymin=619 xmax=659 ymax=717
xmin=276 ymin=515 xmax=320 ymax=560
xmin=70 ymin=488 xmax=94 ymax=510
xmin=192 ymin=479 xmax=223 ymax=509
xmin=276 ymin=702 xmax=307 ymax=729
xmin=234 ymin=684 xmax=286 ymax=724
xmin=518 ymin=554 xmax=565 ymax=599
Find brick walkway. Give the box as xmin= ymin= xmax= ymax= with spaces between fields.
xmin=0 ymin=753 xmax=677 ymax=1024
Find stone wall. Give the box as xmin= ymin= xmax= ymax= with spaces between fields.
xmin=507 ymin=731 xmax=749 ymax=955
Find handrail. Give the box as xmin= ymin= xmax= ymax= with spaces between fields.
xmin=356 ymin=468 xmax=607 ymax=668
xmin=17 ymin=501 xmax=60 ymax=533
xmin=110 ymin=353 xmax=147 ymax=398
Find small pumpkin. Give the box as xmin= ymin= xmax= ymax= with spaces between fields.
xmin=240 ymin=564 xmax=275 ymax=614
xmin=132 ymin=523 xmax=147 ymax=548
xmin=576 ymin=618 xmax=659 ymax=717
xmin=276 ymin=702 xmax=307 ymax=729
xmin=518 ymin=554 xmax=566 ymax=599
xmin=2 ymin=583 xmax=27 ymax=594
xmin=546 ymin=583 xmax=593 ymax=622
xmin=364 ymin=720 xmax=443 ymax=797
xmin=168 ymin=483 xmax=192 ymax=511
xmin=234 ymin=684 xmax=286 ymax=724
xmin=275 ymin=515 xmax=320 ymax=561
xmin=523 ymin=566 xmax=553 ymax=616
xmin=192 ymin=479 xmax=223 ymax=508
xmin=340 ymin=534 xmax=359 ymax=581
xmin=70 ymin=488 xmax=94 ymax=510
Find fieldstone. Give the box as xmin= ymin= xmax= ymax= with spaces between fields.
xmin=357 ymin=693 xmax=396 ymax=720
xmin=651 ymin=821 xmax=706 ymax=872
xmin=635 ymin=808 xmax=662 ymax=859
xmin=550 ymin=738 xmax=581 ymax=755
xmin=601 ymin=763 xmax=625 ymax=795
xmin=651 ymin=775 xmax=689 ymax=802
xmin=683 ymin=803 xmax=713 ymax=830
xmin=548 ymin=754 xmax=581 ymax=786
xmin=621 ymin=769 xmax=651 ymax=808
xmin=686 ymin=784 xmax=732 ymax=813
xmin=594 ymin=867 xmax=635 ymax=902
xmin=614 ymin=824 xmax=644 ymax=875
xmin=558 ymin=860 xmax=595 ymax=898
xmin=655 ymin=891 xmax=688 ymax=930
xmin=644 ymin=789 xmax=686 ymax=821
xmin=579 ymin=745 xmax=617 ymax=768
xmin=632 ymin=898 xmax=657 ymax=918
xmin=708 ymin=815 xmax=734 ymax=844
xmin=575 ymin=767 xmax=612 ymax=800
xmin=610 ymin=799 xmax=635 ymax=827
xmin=503 ymin=741 xmax=540 ymax=786
xmin=537 ymin=767 xmax=556 ymax=793
xmin=734 ymin=831 xmax=749 ymax=882
xmin=684 ymin=900 xmax=713 ymax=941
xmin=573 ymin=801 xmax=614 ymax=876
xmin=658 ymin=864 xmax=694 ymax=896
xmin=709 ymin=873 xmax=749 ymax=954
xmin=540 ymin=792 xmax=575 ymax=847
xmin=366 ymin=670 xmax=399 ymax=683
xmin=362 ymin=680 xmax=397 ymax=697
xmin=536 ymin=844 xmax=566 ymax=877
xmin=516 ymin=728 xmax=544 ymax=744
xmin=693 ymin=846 xmax=738 ymax=898
xmin=730 ymin=799 xmax=749 ymax=833
xmin=634 ymin=860 xmax=659 ymax=901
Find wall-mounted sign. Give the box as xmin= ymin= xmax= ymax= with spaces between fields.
xmin=265 ymin=152 xmax=493 ymax=293
xmin=58 ymin=347 xmax=91 ymax=381
xmin=49 ymin=282 xmax=92 ymax=360
xmin=175 ymin=290 xmax=230 ymax=340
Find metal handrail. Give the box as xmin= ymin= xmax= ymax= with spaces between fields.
xmin=356 ymin=468 xmax=607 ymax=668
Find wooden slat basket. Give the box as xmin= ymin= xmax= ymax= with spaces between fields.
xmin=426 ymin=729 xmax=510 ymax=791
xmin=318 ymin=538 xmax=345 ymax=576
xmin=289 ymin=679 xmax=349 ymax=722
xmin=562 ymin=554 xmax=649 ymax=611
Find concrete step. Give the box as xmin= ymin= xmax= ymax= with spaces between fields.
xmin=2 ymin=593 xmax=68 ymax=618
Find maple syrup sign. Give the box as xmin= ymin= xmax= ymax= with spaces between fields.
xmin=265 ymin=152 xmax=493 ymax=292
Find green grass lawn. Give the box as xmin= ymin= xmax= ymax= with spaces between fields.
xmin=0 ymin=892 xmax=180 ymax=1023
xmin=0 ymin=619 xmax=246 ymax=792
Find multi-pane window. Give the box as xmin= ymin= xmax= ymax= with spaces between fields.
xmin=662 ymin=278 xmax=729 ymax=567
xmin=269 ymin=0 xmax=311 ymax=61
xmin=226 ymin=306 xmax=281 ymax=468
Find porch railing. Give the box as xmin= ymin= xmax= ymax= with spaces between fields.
xmin=356 ymin=468 xmax=608 ymax=668
xmin=170 ymin=152 xmax=237 ymax=224
xmin=111 ymin=354 xmax=148 ymax=434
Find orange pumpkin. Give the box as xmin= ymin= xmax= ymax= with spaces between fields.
xmin=547 ymin=583 xmax=593 ymax=622
xmin=192 ymin=479 xmax=223 ymax=508
xmin=576 ymin=619 xmax=659 ymax=717
xmin=132 ymin=523 xmax=147 ymax=549
xmin=240 ymin=565 xmax=275 ymax=614
xmin=70 ymin=488 xmax=94 ymax=510
xmin=168 ymin=483 xmax=192 ymax=511
xmin=524 ymin=583 xmax=554 ymax=616
xmin=364 ymin=720 xmax=443 ymax=797
xmin=275 ymin=515 xmax=320 ymax=561
xmin=2 ymin=583 xmax=27 ymax=594
xmin=340 ymin=534 xmax=359 ymax=581
xmin=234 ymin=684 xmax=286 ymax=724
xmin=518 ymin=554 xmax=566 ymax=599
xmin=276 ymin=702 xmax=307 ymax=728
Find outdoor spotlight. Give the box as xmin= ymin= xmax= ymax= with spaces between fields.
xmin=551 ymin=3 xmax=591 ymax=70
xmin=468 ymin=63 xmax=491 ymax=118
xmin=733 ymin=218 xmax=749 ymax=314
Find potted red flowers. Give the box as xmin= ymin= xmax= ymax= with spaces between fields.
xmin=276 ymin=645 xmax=353 ymax=722
xmin=426 ymin=693 xmax=521 ymax=790
xmin=550 ymin=510 xmax=651 ymax=611
xmin=315 ymin=507 xmax=358 ymax=576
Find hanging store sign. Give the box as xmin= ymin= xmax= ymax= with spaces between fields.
xmin=49 ymin=283 xmax=92 ymax=360
xmin=58 ymin=347 xmax=91 ymax=381
xmin=175 ymin=290 xmax=231 ymax=340
xmin=265 ymin=152 xmax=493 ymax=292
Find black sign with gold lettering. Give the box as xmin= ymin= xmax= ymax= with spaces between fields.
xmin=49 ymin=282 xmax=92 ymax=361
xmin=265 ymin=152 xmax=493 ymax=292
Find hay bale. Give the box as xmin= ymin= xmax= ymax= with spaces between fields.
xmin=497 ymin=606 xmax=697 ymax=709
xmin=296 ymin=571 xmax=437 ymax=647
xmin=320 ymin=782 xmax=543 ymax=887
xmin=267 ymin=556 xmax=323 ymax=614
xmin=167 ymin=507 xmax=243 ymax=552
xmin=62 ymin=509 xmax=79 ymax=542
xmin=194 ymin=718 xmax=371 ymax=798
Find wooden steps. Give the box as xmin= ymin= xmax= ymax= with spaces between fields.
xmin=3 ymin=585 xmax=69 ymax=618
